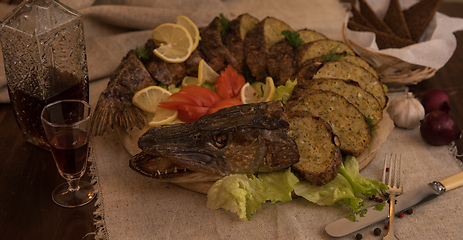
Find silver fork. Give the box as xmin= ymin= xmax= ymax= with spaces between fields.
xmin=381 ymin=154 xmax=403 ymax=240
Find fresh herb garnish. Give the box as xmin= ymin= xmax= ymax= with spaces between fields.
xmin=373 ymin=202 xmax=386 ymax=211
xmin=346 ymin=202 xmax=387 ymax=222
xmin=219 ymin=13 xmax=230 ymax=39
xmin=282 ymin=30 xmax=303 ymax=48
xmin=135 ymin=46 xmax=150 ymax=61
xmin=365 ymin=116 xmax=380 ymax=138
xmin=324 ymin=46 xmax=347 ymax=62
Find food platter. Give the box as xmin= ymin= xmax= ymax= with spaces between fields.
xmin=93 ymin=11 xmax=394 ymax=208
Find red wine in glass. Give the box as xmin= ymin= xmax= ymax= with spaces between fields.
xmin=41 ymin=99 xmax=95 ymax=208
xmin=49 ymin=129 xmax=88 ymax=176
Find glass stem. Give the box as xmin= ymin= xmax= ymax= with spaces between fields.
xmin=67 ymin=178 xmax=81 ymax=192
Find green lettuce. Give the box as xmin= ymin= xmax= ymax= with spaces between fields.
xmin=272 ymin=79 xmax=297 ymax=104
xmin=339 ymin=155 xmax=388 ymax=198
xmin=294 ymin=173 xmax=364 ymax=212
xmin=206 ymin=168 xmax=299 ymax=221
xmin=206 ymin=156 xmax=388 ymax=221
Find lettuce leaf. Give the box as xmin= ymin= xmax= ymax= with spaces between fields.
xmin=272 ymin=79 xmax=297 ymax=104
xmin=206 ymin=156 xmax=388 ymax=221
xmin=339 ymin=155 xmax=388 ymax=198
xmin=294 ymin=173 xmax=364 ymax=212
xmin=206 ymin=168 xmax=299 ymax=221
xmin=294 ymin=156 xmax=389 ymax=219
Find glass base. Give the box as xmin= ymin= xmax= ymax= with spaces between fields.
xmin=52 ymin=180 xmax=95 ymax=208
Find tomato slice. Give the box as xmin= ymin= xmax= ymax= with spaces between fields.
xmin=157 ymin=101 xmax=184 ymax=110
xmin=180 ymin=85 xmax=221 ymax=107
xmin=214 ymin=65 xmax=245 ymax=100
xmin=214 ymin=75 xmax=233 ymax=100
xmin=158 ymin=91 xmax=203 ymax=110
xmin=177 ymin=105 xmax=210 ymax=122
xmin=208 ymin=98 xmax=243 ymax=114
xmin=170 ymin=92 xmax=203 ymax=106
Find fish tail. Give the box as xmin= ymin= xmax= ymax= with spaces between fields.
xmin=91 ymin=89 xmax=146 ymax=136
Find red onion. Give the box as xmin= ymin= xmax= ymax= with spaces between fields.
xmin=421 ymin=89 xmax=451 ymax=114
xmin=420 ymin=111 xmax=461 ymax=146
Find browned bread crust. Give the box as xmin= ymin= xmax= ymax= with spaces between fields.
xmin=287 ymin=111 xmax=342 ymax=186
xmin=299 ymin=78 xmax=383 ymax=126
xmin=286 ymin=89 xmax=370 ymax=157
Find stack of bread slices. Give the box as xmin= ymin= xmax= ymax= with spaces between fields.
xmin=347 ymin=0 xmax=443 ymax=49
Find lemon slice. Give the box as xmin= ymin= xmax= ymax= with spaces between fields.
xmin=151 ymin=23 xmax=193 ymax=63
xmin=240 ymin=82 xmax=261 ymax=104
xmin=147 ymin=108 xmax=178 ymax=127
xmin=240 ymin=77 xmax=276 ymax=104
xmin=251 ymin=82 xmax=265 ymax=97
xmin=132 ymin=86 xmax=178 ymax=126
xmin=198 ymin=59 xmax=219 ymax=84
xmin=181 ymin=76 xmax=201 ymax=86
xmin=176 ymin=15 xmax=200 ymax=50
xmin=262 ymin=77 xmax=276 ymax=101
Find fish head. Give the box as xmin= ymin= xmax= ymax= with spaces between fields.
xmin=131 ymin=101 xmax=299 ymax=182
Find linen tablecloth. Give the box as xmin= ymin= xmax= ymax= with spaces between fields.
xmin=1 ymin=1 xmax=463 ymax=239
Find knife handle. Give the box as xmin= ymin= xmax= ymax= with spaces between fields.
xmin=439 ymin=171 xmax=463 ymax=192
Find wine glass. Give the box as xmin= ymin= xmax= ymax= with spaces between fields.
xmin=41 ymin=99 xmax=95 ymax=208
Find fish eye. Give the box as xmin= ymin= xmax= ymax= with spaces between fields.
xmin=213 ymin=133 xmax=228 ymax=148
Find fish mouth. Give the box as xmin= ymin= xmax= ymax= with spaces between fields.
xmin=129 ymin=151 xmax=223 ymax=183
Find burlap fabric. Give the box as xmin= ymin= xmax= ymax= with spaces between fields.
xmin=1 ymin=1 xmax=463 ymax=239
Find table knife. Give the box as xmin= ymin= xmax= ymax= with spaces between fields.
xmin=325 ymin=171 xmax=463 ymax=237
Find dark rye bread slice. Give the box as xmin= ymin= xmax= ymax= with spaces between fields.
xmin=299 ymin=78 xmax=383 ymax=126
xmin=286 ymin=89 xmax=370 ymax=157
xmin=350 ymin=4 xmax=375 ymax=29
xmin=358 ymin=0 xmax=395 ymax=35
xmin=348 ymin=19 xmax=415 ymax=49
xmin=384 ymin=0 xmax=412 ymax=40
xmin=312 ymin=61 xmax=388 ymax=109
xmin=287 ymin=111 xmax=342 ymax=186
xmin=403 ymin=0 xmax=444 ymax=43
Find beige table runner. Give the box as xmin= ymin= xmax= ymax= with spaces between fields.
xmin=89 ymin=118 xmax=463 ymax=240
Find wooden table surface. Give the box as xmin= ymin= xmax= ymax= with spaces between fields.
xmin=1 ymin=2 xmax=463 ymax=240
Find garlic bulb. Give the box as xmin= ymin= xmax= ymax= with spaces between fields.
xmin=387 ymin=92 xmax=425 ymax=129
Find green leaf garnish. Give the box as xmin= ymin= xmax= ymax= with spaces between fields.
xmin=373 ymin=202 xmax=386 ymax=211
xmin=365 ymin=116 xmax=380 ymax=138
xmin=282 ymin=30 xmax=303 ymax=48
xmin=135 ymin=46 xmax=150 ymax=61
xmin=219 ymin=13 xmax=230 ymax=39
xmin=324 ymin=46 xmax=347 ymax=62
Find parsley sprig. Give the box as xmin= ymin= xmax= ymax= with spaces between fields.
xmin=282 ymin=30 xmax=303 ymax=48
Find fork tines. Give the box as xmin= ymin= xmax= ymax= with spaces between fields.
xmin=382 ymin=153 xmax=403 ymax=189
